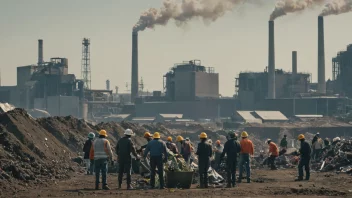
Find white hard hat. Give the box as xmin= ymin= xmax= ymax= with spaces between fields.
xmin=124 ymin=129 xmax=134 ymax=136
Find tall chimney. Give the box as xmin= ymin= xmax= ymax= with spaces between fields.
xmin=38 ymin=39 xmax=43 ymax=65
xmin=318 ymin=16 xmax=326 ymax=94
xmin=268 ymin=20 xmax=276 ymax=99
xmin=292 ymin=51 xmax=297 ymax=75
xmin=131 ymin=31 xmax=139 ymax=101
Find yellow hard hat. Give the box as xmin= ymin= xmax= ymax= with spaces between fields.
xmin=99 ymin=130 xmax=107 ymax=137
xmin=167 ymin=136 xmax=172 ymax=142
xmin=144 ymin=132 xmax=152 ymax=138
xmin=176 ymin=136 xmax=184 ymax=142
xmin=298 ymin=134 xmax=305 ymax=140
xmin=241 ymin=131 xmax=248 ymax=138
xmin=153 ymin=132 xmax=161 ymax=139
xmin=199 ymin=132 xmax=207 ymax=139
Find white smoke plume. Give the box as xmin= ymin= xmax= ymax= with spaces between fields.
xmin=133 ymin=0 xmax=246 ymax=32
xmin=320 ymin=0 xmax=352 ymax=16
xmin=270 ymin=0 xmax=326 ymax=20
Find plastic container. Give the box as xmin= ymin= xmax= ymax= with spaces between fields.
xmin=166 ymin=171 xmax=194 ymax=189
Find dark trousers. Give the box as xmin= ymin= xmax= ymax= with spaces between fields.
xmin=118 ymin=161 xmax=132 ymax=186
xmin=150 ymin=156 xmax=164 ymax=188
xmin=95 ymin=158 xmax=108 ymax=187
xmin=298 ymin=158 xmax=310 ymax=180
xmin=226 ymin=161 xmax=237 ymax=185
xmin=268 ymin=155 xmax=277 ymax=170
xmin=198 ymin=160 xmax=210 ymax=188
xmin=238 ymin=154 xmax=251 ymax=182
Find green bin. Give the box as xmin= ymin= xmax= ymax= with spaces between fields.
xmin=166 ymin=171 xmax=194 ymax=189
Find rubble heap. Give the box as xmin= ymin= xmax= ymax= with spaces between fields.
xmin=320 ymin=139 xmax=352 ymax=174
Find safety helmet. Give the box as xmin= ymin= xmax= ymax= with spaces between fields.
xmin=199 ymin=132 xmax=207 ymax=139
xmin=316 ymin=132 xmax=320 ymax=136
xmin=241 ymin=131 xmax=248 ymax=138
xmin=124 ymin=129 xmax=134 ymax=136
xmin=216 ymin=140 xmax=221 ymax=145
xmin=298 ymin=134 xmax=305 ymax=140
xmin=99 ymin=130 xmax=108 ymax=137
xmin=144 ymin=132 xmax=152 ymax=138
xmin=176 ymin=136 xmax=184 ymax=142
xmin=167 ymin=136 xmax=172 ymax=142
xmin=88 ymin=132 xmax=95 ymax=139
xmin=153 ymin=132 xmax=161 ymax=139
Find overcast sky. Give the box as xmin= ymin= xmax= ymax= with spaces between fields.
xmin=1 ymin=0 xmax=351 ymax=96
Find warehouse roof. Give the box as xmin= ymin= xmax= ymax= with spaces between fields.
xmin=254 ymin=111 xmax=288 ymax=121
xmin=160 ymin=114 xmax=183 ymax=119
xmin=236 ymin=111 xmax=262 ymax=124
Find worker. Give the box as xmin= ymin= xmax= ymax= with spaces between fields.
xmin=89 ymin=130 xmax=113 ymax=190
xmin=267 ymin=139 xmax=279 ymax=170
xmin=166 ymin=137 xmax=178 ymax=154
xmin=296 ymin=134 xmax=311 ymax=181
xmin=176 ymin=136 xmax=184 ymax=155
xmin=83 ymin=132 xmax=95 ymax=175
xmin=323 ymin=138 xmax=331 ymax=151
xmin=332 ymin=137 xmax=341 ymax=146
xmin=138 ymin=132 xmax=153 ymax=152
xmin=238 ymin=131 xmax=254 ymax=183
xmin=196 ymin=132 xmax=212 ymax=188
xmin=312 ymin=132 xmax=323 ymax=161
xmin=213 ymin=140 xmax=224 ymax=171
xmin=143 ymin=132 xmax=168 ymax=189
xmin=178 ymin=136 xmax=192 ymax=163
xmin=220 ymin=131 xmax=241 ymax=188
xmin=280 ymin=135 xmax=288 ymax=150
xmin=116 ymin=129 xmax=138 ymax=190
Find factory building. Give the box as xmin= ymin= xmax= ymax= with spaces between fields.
xmin=135 ymin=60 xmax=236 ymax=120
xmin=164 ymin=60 xmax=219 ymax=101
xmin=332 ymin=44 xmax=352 ymax=97
xmin=236 ymin=69 xmax=310 ymax=110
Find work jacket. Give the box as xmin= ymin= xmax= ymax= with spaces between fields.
xmin=220 ymin=138 xmax=241 ymax=163
xmin=240 ymin=138 xmax=254 ymax=155
xmin=299 ymin=140 xmax=311 ymax=159
xmin=196 ymin=141 xmax=212 ymax=163
xmin=116 ymin=136 xmax=138 ymax=163
xmin=269 ymin=142 xmax=279 ymax=157
xmin=144 ymin=139 xmax=168 ymax=158
xmin=83 ymin=139 xmax=93 ymax=159
xmin=89 ymin=138 xmax=113 ymax=160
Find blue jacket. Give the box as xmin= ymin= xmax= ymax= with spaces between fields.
xmin=144 ymin=139 xmax=168 ymax=158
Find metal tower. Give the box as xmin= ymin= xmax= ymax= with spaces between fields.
xmin=81 ymin=38 xmax=91 ymax=90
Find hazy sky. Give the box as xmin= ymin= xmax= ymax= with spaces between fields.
xmin=1 ymin=0 xmax=351 ymax=96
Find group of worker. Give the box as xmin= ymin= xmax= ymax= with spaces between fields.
xmin=82 ymin=128 xmax=328 ymax=190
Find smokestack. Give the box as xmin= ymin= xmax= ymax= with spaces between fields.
xmin=292 ymin=51 xmax=297 ymax=75
xmin=268 ymin=21 xmax=276 ymax=99
xmin=318 ymin=16 xmax=326 ymax=94
xmin=38 ymin=39 xmax=43 ymax=65
xmin=131 ymin=31 xmax=139 ymax=101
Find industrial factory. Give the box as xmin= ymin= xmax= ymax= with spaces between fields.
xmin=1 ymin=16 xmax=352 ymax=122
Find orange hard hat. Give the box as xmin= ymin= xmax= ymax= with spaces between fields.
xmin=216 ymin=140 xmax=221 ymax=145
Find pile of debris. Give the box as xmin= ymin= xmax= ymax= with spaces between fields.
xmin=320 ymin=139 xmax=352 ymax=174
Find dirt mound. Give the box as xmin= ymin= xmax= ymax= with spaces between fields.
xmin=0 ymin=109 xmax=76 ymax=195
xmin=271 ymin=187 xmax=347 ymax=196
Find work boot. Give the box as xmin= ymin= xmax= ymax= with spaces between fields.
xmin=95 ymin=185 xmax=99 ymax=190
xmin=102 ymin=185 xmax=110 ymax=190
xmin=226 ymin=183 xmax=232 ymax=188
xmin=232 ymin=183 xmax=237 ymax=187
xmin=247 ymin=178 xmax=251 ymax=183
xmin=295 ymin=177 xmax=303 ymax=181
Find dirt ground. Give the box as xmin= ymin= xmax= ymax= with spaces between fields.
xmin=9 ymin=169 xmax=352 ymax=198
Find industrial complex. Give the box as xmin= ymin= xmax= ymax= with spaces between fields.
xmin=1 ymin=16 xmax=352 ymax=123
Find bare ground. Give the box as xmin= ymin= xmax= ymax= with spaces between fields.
xmin=10 ymin=169 xmax=352 ymax=198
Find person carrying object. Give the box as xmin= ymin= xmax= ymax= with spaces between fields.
xmin=220 ymin=131 xmax=241 ymax=188
xmin=116 ymin=129 xmax=138 ymax=190
xmin=196 ymin=132 xmax=212 ymax=189
xmin=89 ymin=130 xmax=113 ymax=190
xmin=83 ymin=132 xmax=95 ymax=175
xmin=143 ymin=132 xmax=168 ymax=189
